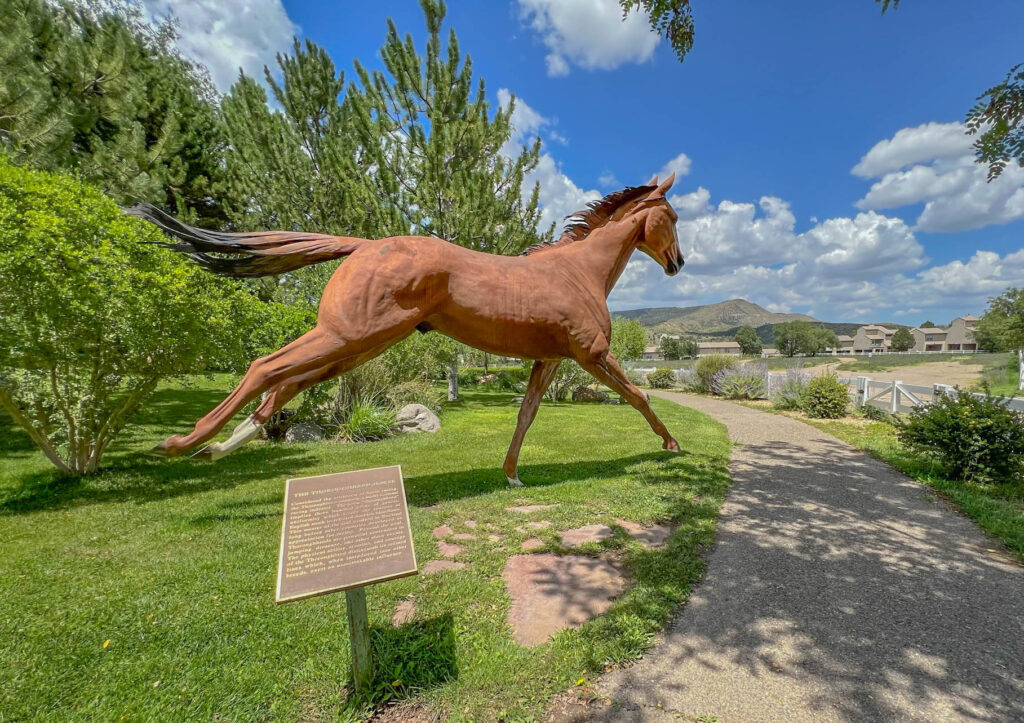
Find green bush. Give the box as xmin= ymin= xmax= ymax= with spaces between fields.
xmin=771 ymin=370 xmax=810 ymax=410
xmin=648 ymin=367 xmax=676 ymax=389
xmin=712 ymin=364 xmax=767 ymax=399
xmin=387 ymin=379 xmax=446 ymax=413
xmin=897 ymin=388 xmax=1024 ymax=484
xmin=801 ymin=375 xmax=849 ymax=418
xmin=626 ymin=368 xmax=647 ymax=387
xmin=0 ymin=158 xmax=257 ymax=474
xmin=341 ymin=403 xmax=396 ymax=442
xmin=694 ymin=355 xmax=739 ymax=393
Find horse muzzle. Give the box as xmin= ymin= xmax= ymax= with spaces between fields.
xmin=664 ymin=254 xmax=684 ymax=276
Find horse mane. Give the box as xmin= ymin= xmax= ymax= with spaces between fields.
xmin=523 ymin=183 xmax=656 ymax=256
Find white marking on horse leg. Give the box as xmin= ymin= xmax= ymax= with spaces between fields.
xmin=192 ymin=415 xmax=263 ymax=460
xmin=506 ymin=475 xmax=524 ymax=487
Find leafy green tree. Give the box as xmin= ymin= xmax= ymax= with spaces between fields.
xmin=0 ymin=0 xmax=226 ymax=225
xmin=976 ymin=287 xmax=1024 ymax=389
xmin=891 ymin=327 xmax=915 ymax=352
xmin=802 ymin=326 xmax=839 ymax=356
xmin=734 ymin=325 xmax=762 ymax=356
xmin=773 ymin=321 xmax=804 ymax=357
xmin=0 ymin=160 xmax=257 ymax=475
xmin=611 ymin=318 xmax=647 ymax=361
xmin=660 ymin=336 xmax=682 ymax=360
xmin=921 ymin=320 xmax=936 ymax=328
xmin=679 ymin=336 xmax=700 ymax=358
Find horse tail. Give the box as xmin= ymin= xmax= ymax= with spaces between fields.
xmin=125 ymin=202 xmax=365 ymax=278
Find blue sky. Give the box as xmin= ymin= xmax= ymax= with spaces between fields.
xmin=144 ymin=0 xmax=1024 ymax=325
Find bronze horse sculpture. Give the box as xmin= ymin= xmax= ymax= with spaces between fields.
xmin=129 ymin=173 xmax=684 ymax=485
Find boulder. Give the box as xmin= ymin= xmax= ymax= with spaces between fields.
xmin=478 ymin=373 xmax=498 ymax=384
xmin=284 ymin=420 xmax=324 ymax=442
xmin=572 ymin=386 xmax=609 ymax=403
xmin=396 ymin=403 xmax=441 ymax=433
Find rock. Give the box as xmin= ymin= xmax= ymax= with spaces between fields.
xmin=487 ymin=534 xmax=504 ymax=543
xmin=392 ymin=599 xmax=416 ymax=626
xmin=572 ymin=386 xmax=610 ymax=403
xmin=437 ymin=541 xmax=462 ymax=557
xmin=422 ymin=560 xmax=466 ymax=575
xmin=521 ymin=537 xmax=545 ymax=551
xmin=452 ymin=533 xmax=475 ymax=541
xmin=526 ymin=520 xmax=551 ymax=530
xmin=615 ymin=519 xmax=674 ymax=548
xmin=506 ymin=504 xmax=558 ymax=514
xmin=284 ymin=420 xmax=324 ymax=442
xmin=396 ymin=404 xmax=441 ymax=434
xmin=432 ymin=525 xmax=453 ymax=539
xmin=503 ymin=554 xmax=627 ymax=647
xmin=512 ymin=396 xmax=525 ymax=403
xmin=560 ymin=524 xmax=614 ymax=548
xmin=478 ymin=373 xmax=498 ymax=384
xmin=464 ymin=520 xmax=478 ymax=529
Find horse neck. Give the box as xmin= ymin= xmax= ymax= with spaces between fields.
xmin=557 ymin=217 xmax=642 ymax=297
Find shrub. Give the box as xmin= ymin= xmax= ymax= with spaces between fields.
xmin=386 ymin=379 xmax=446 ymax=413
xmin=675 ymin=367 xmax=699 ymax=391
xmin=538 ymin=360 xmax=591 ymax=401
xmin=712 ymin=364 xmax=767 ymax=399
xmin=770 ymin=370 xmax=810 ymax=410
xmin=0 ymin=159 xmax=257 ymax=475
xmin=648 ymin=367 xmax=677 ymax=388
xmin=341 ymin=403 xmax=396 ymax=442
xmin=802 ymin=374 xmax=849 ymax=418
xmin=694 ymin=355 xmax=738 ymax=392
xmin=897 ymin=388 xmax=1024 ymax=484
xmin=626 ymin=368 xmax=647 ymax=387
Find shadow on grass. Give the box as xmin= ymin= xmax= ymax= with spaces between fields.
xmin=354 ymin=614 xmax=458 ymax=708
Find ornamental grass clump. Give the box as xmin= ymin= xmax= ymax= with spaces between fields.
xmin=771 ymin=370 xmax=811 ymax=410
xmin=694 ymin=354 xmax=738 ymax=393
xmin=674 ymin=367 xmax=698 ymax=391
xmin=711 ymin=364 xmax=767 ymax=399
xmin=897 ymin=387 xmax=1024 ymax=485
xmin=801 ymin=374 xmax=849 ymax=418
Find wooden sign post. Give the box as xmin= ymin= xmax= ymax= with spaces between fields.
xmin=275 ymin=465 xmax=417 ymax=693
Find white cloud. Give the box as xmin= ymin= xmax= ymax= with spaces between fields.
xmin=140 ymin=0 xmax=299 ymax=91
xmin=853 ymin=121 xmax=1024 ymax=232
xmin=598 ymin=171 xmax=621 ymax=188
xmin=657 ymin=152 xmax=692 ymax=181
xmin=516 ymin=0 xmax=660 ymax=76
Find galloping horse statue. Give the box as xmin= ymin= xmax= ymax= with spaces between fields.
xmin=129 ymin=173 xmax=684 ymax=485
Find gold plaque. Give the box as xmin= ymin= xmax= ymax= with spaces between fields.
xmin=276 ymin=465 xmax=417 ymax=603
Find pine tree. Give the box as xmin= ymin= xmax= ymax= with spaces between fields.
xmin=0 ymin=0 xmax=226 ymax=225
xmin=346 ymin=0 xmax=548 ymax=254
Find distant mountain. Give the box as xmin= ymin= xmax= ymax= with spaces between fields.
xmin=616 ymin=299 xmax=817 ymax=335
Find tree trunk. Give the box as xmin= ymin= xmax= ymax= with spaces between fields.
xmin=448 ymin=360 xmax=459 ymax=401
xmin=1018 ymin=349 xmax=1023 ymax=391
xmin=483 ymin=352 xmax=489 ymax=374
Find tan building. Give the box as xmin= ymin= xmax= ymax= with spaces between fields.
xmin=910 ymin=316 xmax=978 ymax=352
xmin=836 ymin=334 xmax=855 ymax=352
xmin=851 ymin=325 xmax=896 ymax=353
xmin=698 ymin=341 xmax=742 ymax=356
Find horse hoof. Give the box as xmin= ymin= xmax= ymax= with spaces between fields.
xmin=506 ymin=475 xmax=524 ymax=487
xmin=146 ymin=444 xmax=171 ymax=458
xmin=191 ymin=444 xmax=224 ymax=461
xmin=663 ymin=438 xmax=681 ymax=453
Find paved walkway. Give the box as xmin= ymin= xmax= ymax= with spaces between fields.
xmin=557 ymin=392 xmax=1023 ymax=722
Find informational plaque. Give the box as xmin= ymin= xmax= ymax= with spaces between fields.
xmin=276 ymin=465 xmax=417 ymax=603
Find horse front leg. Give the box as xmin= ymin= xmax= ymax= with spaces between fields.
xmin=502 ymin=360 xmax=560 ymax=486
xmin=580 ymin=353 xmax=680 ymax=452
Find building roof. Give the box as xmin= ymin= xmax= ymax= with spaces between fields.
xmin=837 ymin=335 xmax=854 ymax=342
xmin=958 ymin=314 xmax=981 ymax=321
xmin=698 ymin=341 xmax=741 ymax=349
xmin=914 ymin=327 xmax=947 ymax=335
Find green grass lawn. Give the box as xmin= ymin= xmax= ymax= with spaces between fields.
xmin=834 ymin=351 xmax=1009 ymax=375
xmin=0 ymin=378 xmax=730 ymax=721
xmin=750 ymin=404 xmax=1024 ymax=562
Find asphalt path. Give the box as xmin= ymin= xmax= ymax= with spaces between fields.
xmin=555 ymin=391 xmax=1024 ymax=722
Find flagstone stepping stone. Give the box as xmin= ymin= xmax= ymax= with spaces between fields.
xmin=422 ymin=560 xmax=466 ymax=575
xmin=487 ymin=534 xmax=504 ymax=543
xmin=615 ymin=519 xmax=674 ymax=548
xmin=526 ymin=520 xmax=551 ymax=530
xmin=521 ymin=537 xmax=545 ymax=551
xmin=437 ymin=541 xmax=462 ymax=557
xmin=560 ymin=524 xmax=613 ymax=548
xmin=506 ymin=504 xmax=557 ymax=514
xmin=391 ymin=599 xmax=416 ymax=626
xmin=502 ymin=554 xmax=627 ymax=647
xmin=452 ymin=533 xmax=475 ymax=541
xmin=432 ymin=524 xmax=453 ymax=539
xmin=464 ymin=520 xmax=477 ymax=529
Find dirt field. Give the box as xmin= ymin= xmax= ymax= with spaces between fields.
xmin=794 ymin=360 xmax=985 ymax=387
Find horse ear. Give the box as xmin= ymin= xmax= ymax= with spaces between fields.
xmin=655 ymin=173 xmax=675 ymax=196
xmin=645 ymin=174 xmax=658 ymax=187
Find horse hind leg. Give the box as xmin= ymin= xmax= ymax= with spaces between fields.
xmin=502 ymin=360 xmax=560 ymax=486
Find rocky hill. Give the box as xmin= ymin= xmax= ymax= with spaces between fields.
xmin=616 ymin=299 xmax=817 ymax=335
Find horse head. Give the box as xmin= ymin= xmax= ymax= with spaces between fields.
xmin=634 ymin=174 xmax=684 ymax=276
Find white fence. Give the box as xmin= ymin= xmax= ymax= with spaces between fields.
xmin=851 ymin=376 xmax=1024 ymax=414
